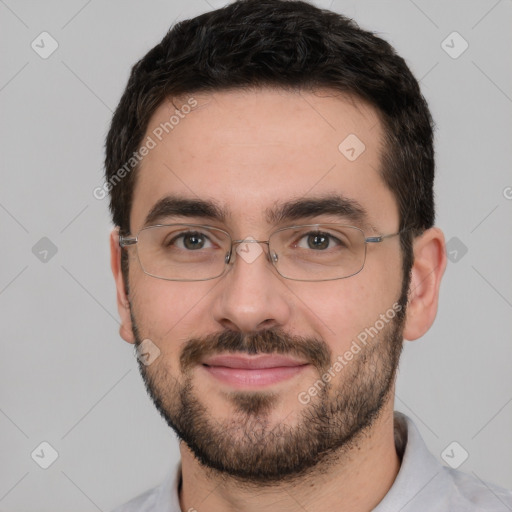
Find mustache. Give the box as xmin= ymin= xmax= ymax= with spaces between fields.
xmin=180 ymin=328 xmax=331 ymax=373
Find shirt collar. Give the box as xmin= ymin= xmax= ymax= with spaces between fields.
xmin=373 ymin=411 xmax=444 ymax=511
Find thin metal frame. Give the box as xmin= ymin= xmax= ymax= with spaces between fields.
xmin=119 ymin=223 xmax=402 ymax=282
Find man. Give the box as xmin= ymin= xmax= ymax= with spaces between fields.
xmin=105 ymin=1 xmax=512 ymax=510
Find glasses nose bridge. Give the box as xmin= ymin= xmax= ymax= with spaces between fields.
xmin=228 ymin=238 xmax=275 ymax=266
xmin=231 ymin=238 xmax=270 ymax=246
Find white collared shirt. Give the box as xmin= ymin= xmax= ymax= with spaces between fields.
xmin=112 ymin=412 xmax=512 ymax=511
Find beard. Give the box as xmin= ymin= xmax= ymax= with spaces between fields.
xmin=131 ymin=290 xmax=407 ymax=486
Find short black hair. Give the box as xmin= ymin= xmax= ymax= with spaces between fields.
xmin=105 ymin=0 xmax=435 ymax=290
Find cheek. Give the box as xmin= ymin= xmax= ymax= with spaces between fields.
xmin=130 ymin=284 xmax=194 ymax=379
xmin=128 ymin=273 xmax=216 ymax=350
xmin=303 ymin=266 xmax=401 ymax=354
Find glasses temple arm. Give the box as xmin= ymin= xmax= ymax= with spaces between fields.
xmin=365 ymin=230 xmax=409 ymax=244
xmin=119 ymin=236 xmax=138 ymax=247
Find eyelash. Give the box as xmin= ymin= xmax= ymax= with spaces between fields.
xmin=165 ymin=230 xmax=346 ymax=251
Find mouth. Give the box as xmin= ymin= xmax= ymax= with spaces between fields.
xmin=200 ymin=354 xmax=310 ymax=388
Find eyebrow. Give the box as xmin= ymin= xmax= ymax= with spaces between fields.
xmin=266 ymin=194 xmax=369 ymax=227
xmin=142 ymin=193 xmax=370 ymax=229
xmin=143 ymin=196 xmax=229 ymax=227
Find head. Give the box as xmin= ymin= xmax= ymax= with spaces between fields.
xmin=106 ymin=0 xmax=446 ymax=484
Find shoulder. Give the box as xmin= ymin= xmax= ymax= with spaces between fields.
xmin=111 ymin=486 xmax=159 ymax=512
xmin=443 ymin=466 xmax=512 ymax=511
xmin=110 ymin=462 xmax=182 ymax=512
xmin=378 ymin=412 xmax=512 ymax=512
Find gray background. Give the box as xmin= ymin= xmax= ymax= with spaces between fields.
xmin=1 ymin=0 xmax=511 ymax=510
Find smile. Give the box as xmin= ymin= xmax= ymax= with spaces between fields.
xmin=201 ymin=354 xmax=310 ymax=387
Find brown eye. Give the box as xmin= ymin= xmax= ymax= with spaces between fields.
xmin=182 ymin=232 xmax=206 ymax=250
xmin=306 ymin=233 xmax=329 ymax=250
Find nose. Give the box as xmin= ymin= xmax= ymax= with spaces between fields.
xmin=211 ymin=239 xmax=292 ymax=333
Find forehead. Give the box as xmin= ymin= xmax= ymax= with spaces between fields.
xmin=130 ymin=88 xmax=397 ymax=233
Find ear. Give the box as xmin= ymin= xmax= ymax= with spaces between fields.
xmin=110 ymin=228 xmax=136 ymax=344
xmin=402 ymin=227 xmax=447 ymax=341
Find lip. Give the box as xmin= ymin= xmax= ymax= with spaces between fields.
xmin=201 ymin=354 xmax=310 ymax=387
xmin=202 ymin=354 xmax=308 ymax=369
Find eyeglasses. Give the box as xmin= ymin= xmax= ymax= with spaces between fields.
xmin=119 ymin=223 xmax=401 ymax=282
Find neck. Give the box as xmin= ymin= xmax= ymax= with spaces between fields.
xmin=178 ymin=400 xmax=400 ymax=512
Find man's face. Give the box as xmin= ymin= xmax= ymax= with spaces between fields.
xmin=123 ymin=88 xmax=406 ymax=483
